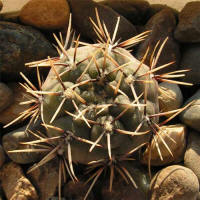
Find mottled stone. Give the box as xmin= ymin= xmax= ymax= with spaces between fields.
xmin=20 ymin=0 xmax=70 ymax=30
xmin=158 ymin=82 xmax=183 ymax=116
xmin=0 ymin=162 xmax=38 ymax=200
xmin=68 ymin=0 xmax=137 ymax=42
xmin=174 ymin=2 xmax=200 ymax=43
xmin=0 ymin=21 xmax=56 ymax=80
xmin=0 ymin=82 xmax=13 ymax=113
xmin=180 ymin=89 xmax=200 ymax=131
xmin=150 ymin=165 xmax=199 ymax=200
xmin=141 ymin=124 xmax=187 ymax=166
xmin=137 ymin=8 xmax=180 ymax=74
xmin=184 ymin=131 xmax=200 ymax=182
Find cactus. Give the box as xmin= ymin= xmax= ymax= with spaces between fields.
xmin=6 ymin=10 xmax=192 ymax=200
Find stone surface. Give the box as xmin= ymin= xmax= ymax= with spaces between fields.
xmin=3 ymin=126 xmax=43 ymax=164
xmin=28 ymin=160 xmax=59 ymax=200
xmin=20 ymin=0 xmax=70 ymax=30
xmin=184 ymin=131 xmax=200 ymax=183
xmin=180 ymin=89 xmax=200 ymax=131
xmin=0 ymin=162 xmax=38 ymax=200
xmin=179 ymin=43 xmax=200 ymax=84
xmin=68 ymin=0 xmax=137 ymax=42
xmin=141 ymin=124 xmax=187 ymax=166
xmin=174 ymin=2 xmax=200 ymax=43
xmin=137 ymin=8 xmax=180 ymax=74
xmin=99 ymin=0 xmax=150 ymax=25
xmin=0 ymin=21 xmax=56 ymax=80
xmin=150 ymin=165 xmax=199 ymax=200
xmin=0 ymin=82 xmax=13 ymax=113
xmin=0 ymin=83 xmax=30 ymax=125
xmin=0 ymin=145 xmax=5 ymax=168
xmin=158 ymin=82 xmax=183 ymax=116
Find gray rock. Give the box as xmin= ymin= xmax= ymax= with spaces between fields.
xmin=179 ymin=43 xmax=200 ymax=84
xmin=0 ymin=82 xmax=13 ymax=113
xmin=0 ymin=21 xmax=56 ymax=80
xmin=150 ymin=165 xmax=199 ymax=200
xmin=180 ymin=89 xmax=200 ymax=131
xmin=68 ymin=0 xmax=137 ymax=42
xmin=184 ymin=131 xmax=200 ymax=182
xmin=137 ymin=8 xmax=180 ymax=74
xmin=174 ymin=2 xmax=200 ymax=43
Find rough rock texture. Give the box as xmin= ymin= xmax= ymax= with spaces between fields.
xmin=137 ymin=8 xmax=180 ymax=74
xmin=150 ymin=165 xmax=199 ymax=200
xmin=158 ymin=82 xmax=183 ymax=116
xmin=180 ymin=89 xmax=200 ymax=131
xmin=20 ymin=0 xmax=70 ymax=30
xmin=174 ymin=2 xmax=200 ymax=43
xmin=0 ymin=162 xmax=38 ymax=200
xmin=99 ymin=0 xmax=150 ymax=25
xmin=0 ymin=145 xmax=5 ymax=168
xmin=0 ymin=82 xmax=13 ymax=113
xmin=179 ymin=44 xmax=200 ymax=84
xmin=141 ymin=124 xmax=187 ymax=166
xmin=28 ymin=160 xmax=59 ymax=200
xmin=0 ymin=83 xmax=30 ymax=125
xmin=184 ymin=131 xmax=200 ymax=182
xmin=0 ymin=21 xmax=56 ymax=80
xmin=68 ymin=0 xmax=137 ymax=42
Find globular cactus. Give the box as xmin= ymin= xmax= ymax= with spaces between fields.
xmin=6 ymin=10 xmax=192 ymax=200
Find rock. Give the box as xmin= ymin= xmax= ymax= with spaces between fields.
xmin=28 ymin=160 xmax=59 ymax=200
xmin=184 ymin=131 xmax=200 ymax=183
xmin=0 ymin=82 xmax=13 ymax=113
xmin=158 ymin=82 xmax=183 ymax=116
xmin=20 ymin=0 xmax=70 ymax=30
xmin=136 ymin=8 xmax=180 ymax=74
xmin=99 ymin=0 xmax=150 ymax=25
xmin=0 ymin=145 xmax=5 ymax=168
xmin=0 ymin=0 xmax=3 ymax=11
xmin=141 ymin=124 xmax=187 ymax=166
xmin=63 ymin=181 xmax=94 ymax=200
xmin=0 ymin=21 xmax=56 ymax=80
xmin=0 ymin=162 xmax=38 ymax=200
xmin=180 ymin=89 xmax=200 ymax=131
xmin=150 ymin=165 xmax=199 ymax=200
xmin=174 ymin=2 xmax=200 ymax=43
xmin=0 ymin=83 xmax=30 ymax=125
xmin=3 ymin=126 xmax=43 ymax=164
xmin=179 ymin=44 xmax=200 ymax=84
xmin=68 ymin=0 xmax=137 ymax=42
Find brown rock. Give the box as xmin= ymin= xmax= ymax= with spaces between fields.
xmin=0 ymin=83 xmax=30 ymax=125
xmin=150 ymin=165 xmax=199 ymax=200
xmin=141 ymin=124 xmax=187 ymax=166
xmin=174 ymin=2 xmax=200 ymax=43
xmin=20 ymin=0 xmax=70 ymax=30
xmin=184 ymin=131 xmax=200 ymax=183
xmin=0 ymin=82 xmax=13 ymax=113
xmin=68 ymin=0 xmax=137 ymax=42
xmin=28 ymin=160 xmax=59 ymax=200
xmin=0 ymin=162 xmax=38 ymax=200
xmin=136 ymin=8 xmax=180 ymax=74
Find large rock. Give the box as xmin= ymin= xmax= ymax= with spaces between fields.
xmin=68 ymin=0 xmax=137 ymax=42
xmin=20 ymin=0 xmax=70 ymax=30
xmin=99 ymin=0 xmax=150 ymax=25
xmin=141 ymin=124 xmax=187 ymax=166
xmin=0 ymin=162 xmax=38 ymax=200
xmin=150 ymin=165 xmax=199 ymax=200
xmin=174 ymin=2 xmax=200 ymax=43
xmin=180 ymin=89 xmax=200 ymax=131
xmin=184 ymin=131 xmax=200 ymax=183
xmin=179 ymin=44 xmax=200 ymax=85
xmin=136 ymin=8 xmax=180 ymax=74
xmin=0 ymin=21 xmax=56 ymax=80
xmin=0 ymin=82 xmax=13 ymax=113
